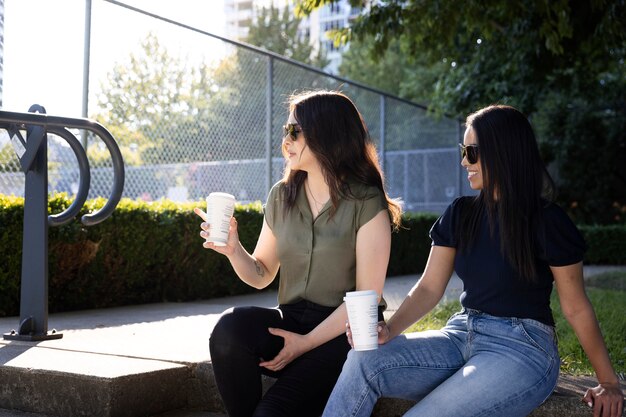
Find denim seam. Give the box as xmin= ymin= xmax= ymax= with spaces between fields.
xmin=352 ymin=363 xmax=461 ymax=416
xmin=519 ymin=317 xmax=555 ymax=334
xmin=373 ymin=363 xmax=461 ymax=375
xmin=513 ymin=320 xmax=554 ymax=359
xmin=471 ymin=355 xmax=557 ymax=417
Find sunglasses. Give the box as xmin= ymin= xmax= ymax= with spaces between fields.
xmin=459 ymin=144 xmax=480 ymax=164
xmin=283 ymin=123 xmax=302 ymax=140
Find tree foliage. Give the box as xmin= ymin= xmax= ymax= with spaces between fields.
xmin=93 ymin=8 xmax=330 ymax=168
xmin=245 ymin=4 xmax=329 ymax=69
xmin=93 ymin=33 xmax=222 ymax=164
xmin=297 ymin=0 xmax=626 ymax=223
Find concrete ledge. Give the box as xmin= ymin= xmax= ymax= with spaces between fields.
xmin=0 ymin=365 xmax=191 ymax=417
xmin=372 ymin=375 xmax=625 ymax=417
xmin=1 ymin=347 xmax=623 ymax=417
xmin=0 ymin=341 xmax=191 ymax=417
xmin=1 ymin=273 xmax=623 ymax=417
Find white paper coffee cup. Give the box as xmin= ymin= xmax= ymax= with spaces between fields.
xmin=205 ymin=192 xmax=236 ymax=246
xmin=344 ymin=290 xmax=379 ymax=351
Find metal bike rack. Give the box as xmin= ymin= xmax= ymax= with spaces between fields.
xmin=1 ymin=105 xmax=125 ymax=341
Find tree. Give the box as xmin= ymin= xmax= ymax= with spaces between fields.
xmin=93 ymin=33 xmax=222 ymax=164
xmin=0 ymin=143 xmax=19 ymax=173
xmin=297 ymin=0 xmax=626 ymax=223
xmin=245 ymin=4 xmax=329 ymax=69
xmin=338 ymin=35 xmax=444 ymax=106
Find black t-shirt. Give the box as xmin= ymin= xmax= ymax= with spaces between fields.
xmin=430 ymin=197 xmax=587 ymax=326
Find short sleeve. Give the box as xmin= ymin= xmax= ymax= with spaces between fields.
xmin=429 ymin=197 xmax=469 ymax=247
xmin=356 ymin=186 xmax=388 ymax=229
xmin=263 ymin=181 xmax=283 ymax=231
xmin=537 ymin=203 xmax=587 ymax=266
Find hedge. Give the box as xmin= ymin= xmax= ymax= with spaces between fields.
xmin=0 ymin=194 xmax=264 ymax=317
xmin=0 ymin=194 xmax=624 ymax=317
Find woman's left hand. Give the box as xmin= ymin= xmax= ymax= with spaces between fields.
xmin=582 ymin=382 xmax=624 ymax=417
xmin=259 ymin=327 xmax=310 ymax=371
xmin=346 ymin=320 xmax=391 ymax=348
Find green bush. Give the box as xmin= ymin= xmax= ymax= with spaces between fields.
xmin=0 ymin=194 xmax=264 ymax=317
xmin=579 ymin=225 xmax=626 ymax=265
xmin=388 ymin=212 xmax=438 ymax=276
xmin=0 ymin=195 xmax=24 ymax=317
xmin=0 ymin=194 xmax=624 ymax=317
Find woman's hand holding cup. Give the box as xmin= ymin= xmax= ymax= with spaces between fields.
xmin=345 ymin=320 xmax=391 ymax=349
xmin=194 ymin=207 xmax=239 ymax=256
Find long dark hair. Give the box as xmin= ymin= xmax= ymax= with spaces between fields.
xmin=281 ymin=90 xmax=402 ymax=230
xmin=459 ymin=105 xmax=555 ymax=281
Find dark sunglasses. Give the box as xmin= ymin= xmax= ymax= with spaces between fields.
xmin=459 ymin=144 xmax=480 ymax=164
xmin=282 ymin=123 xmax=301 ymax=140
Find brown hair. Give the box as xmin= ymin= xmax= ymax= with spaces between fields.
xmin=281 ymin=90 xmax=402 ymax=230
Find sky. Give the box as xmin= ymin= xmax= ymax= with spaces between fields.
xmin=3 ymin=0 xmax=227 ymax=117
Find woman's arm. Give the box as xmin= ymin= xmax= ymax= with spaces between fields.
xmin=260 ymin=209 xmax=391 ymax=370
xmin=381 ymin=245 xmax=456 ymax=340
xmin=552 ymin=262 xmax=624 ymax=417
xmin=195 ymin=208 xmax=279 ymax=289
xmin=230 ymin=218 xmax=280 ymax=289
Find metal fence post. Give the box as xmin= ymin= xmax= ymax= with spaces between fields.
xmin=265 ymin=56 xmax=274 ymax=196
xmin=81 ymin=0 xmax=92 ymax=149
xmin=379 ymin=95 xmax=386 ymax=172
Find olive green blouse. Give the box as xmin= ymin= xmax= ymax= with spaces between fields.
xmin=264 ymin=180 xmax=388 ymax=307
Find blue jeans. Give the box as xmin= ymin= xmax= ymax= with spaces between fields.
xmin=323 ymin=309 xmax=560 ymax=417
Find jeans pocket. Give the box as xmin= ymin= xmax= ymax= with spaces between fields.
xmin=514 ymin=319 xmax=557 ymax=360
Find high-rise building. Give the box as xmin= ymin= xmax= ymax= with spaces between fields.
xmin=305 ymin=1 xmax=359 ymax=74
xmin=223 ymin=0 xmax=359 ymax=74
xmin=224 ymin=0 xmax=289 ymax=41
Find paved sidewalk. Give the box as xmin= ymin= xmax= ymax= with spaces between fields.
xmin=0 ymin=265 xmax=623 ymax=417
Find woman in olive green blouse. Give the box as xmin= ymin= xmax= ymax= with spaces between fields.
xmin=194 ymin=90 xmax=402 ymax=417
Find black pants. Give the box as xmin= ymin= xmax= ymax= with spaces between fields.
xmin=209 ymin=300 xmax=351 ymax=417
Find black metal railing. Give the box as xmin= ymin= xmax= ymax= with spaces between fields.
xmin=1 ymin=105 xmax=124 ymax=341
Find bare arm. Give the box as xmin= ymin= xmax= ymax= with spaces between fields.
xmin=553 ymin=262 xmax=623 ymax=416
xmin=195 ymin=208 xmax=279 ymax=289
xmin=383 ymin=245 xmax=456 ymax=340
xmin=260 ymin=209 xmax=391 ymax=370
xmin=229 ymin=218 xmax=280 ymax=289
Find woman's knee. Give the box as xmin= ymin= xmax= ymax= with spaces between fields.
xmin=210 ymin=306 xmax=262 ymax=351
xmin=210 ymin=306 xmax=281 ymax=353
xmin=340 ymin=349 xmax=377 ymax=381
xmin=210 ymin=307 xmax=239 ymax=343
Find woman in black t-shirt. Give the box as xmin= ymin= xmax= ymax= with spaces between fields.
xmin=323 ymin=105 xmax=623 ymax=417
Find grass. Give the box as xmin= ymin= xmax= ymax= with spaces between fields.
xmin=405 ymin=271 xmax=626 ymax=377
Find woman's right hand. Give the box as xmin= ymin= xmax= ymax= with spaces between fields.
xmin=193 ymin=207 xmax=239 ymax=256
xmin=345 ymin=320 xmax=393 ymax=348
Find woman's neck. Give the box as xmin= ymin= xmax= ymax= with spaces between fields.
xmin=304 ymin=170 xmax=330 ymax=212
xmin=305 ymin=168 xmax=327 ymax=192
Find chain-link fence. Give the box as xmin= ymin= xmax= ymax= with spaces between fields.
xmin=0 ymin=1 xmax=472 ymax=215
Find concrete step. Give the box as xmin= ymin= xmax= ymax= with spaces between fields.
xmin=0 ymin=341 xmax=190 ymax=417
xmin=0 ymin=299 xmax=240 ymax=417
xmin=1 ymin=269 xmax=624 ymax=416
xmin=151 ymin=412 xmax=225 ymax=417
xmin=0 ymin=409 xmax=57 ymax=417
xmin=4 ymin=355 xmax=616 ymax=417
xmin=2 ymin=333 xmax=624 ymax=417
